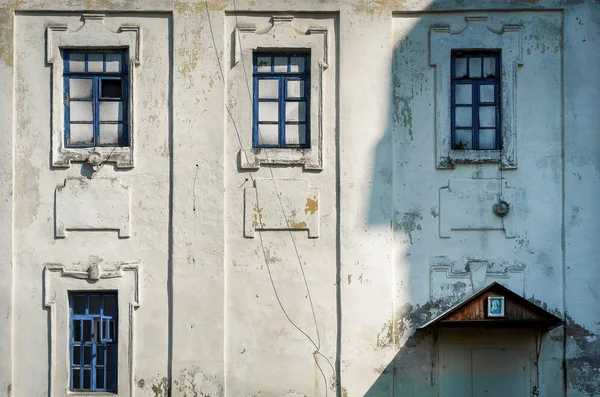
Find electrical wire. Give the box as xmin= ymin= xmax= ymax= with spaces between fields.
xmin=204 ymin=1 xmax=335 ymax=394
xmin=90 ymin=145 xmax=118 ymax=178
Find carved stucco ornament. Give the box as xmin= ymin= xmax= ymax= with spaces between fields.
xmin=47 ymin=14 xmax=141 ymax=169
xmin=44 ymin=261 xmax=140 ymax=397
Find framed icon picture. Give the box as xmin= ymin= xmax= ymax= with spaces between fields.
xmin=487 ymin=296 xmax=505 ymax=317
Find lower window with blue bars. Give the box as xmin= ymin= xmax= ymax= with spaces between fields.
xmin=70 ymin=292 xmax=118 ymax=392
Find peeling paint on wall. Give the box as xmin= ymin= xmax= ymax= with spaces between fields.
xmin=392 ymin=209 xmax=423 ymax=244
xmin=173 ymin=366 xmax=224 ymax=397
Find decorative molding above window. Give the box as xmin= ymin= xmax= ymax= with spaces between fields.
xmin=430 ymin=15 xmax=522 ymax=169
xmin=44 ymin=261 xmax=140 ymax=397
xmin=231 ymin=15 xmax=330 ymax=170
xmin=47 ymin=14 xmax=141 ymax=169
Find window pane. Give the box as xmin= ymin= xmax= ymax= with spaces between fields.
xmin=455 ymin=84 xmax=472 ymax=105
xmin=103 ymin=295 xmax=117 ymax=316
xmin=106 ymin=366 xmax=116 ymax=390
xmin=274 ymin=57 xmax=287 ymax=72
xmin=73 ymin=321 xmax=82 ymax=342
xmin=455 ymin=129 xmax=473 ymax=149
xmin=100 ymin=102 xmax=124 ymax=122
xmin=100 ymin=79 xmax=123 ymax=98
xmin=290 ymin=57 xmax=306 ymax=73
xmin=469 ymin=57 xmax=482 ymax=78
xmin=69 ymin=79 xmax=93 ymax=99
xmin=484 ymin=57 xmax=496 ymax=77
xmin=83 ymin=345 xmax=92 ymax=364
xmin=107 ymin=345 xmax=117 ymax=367
xmin=480 ymin=84 xmax=495 ymax=103
xmin=96 ymin=368 xmax=105 ymax=389
xmin=70 ymin=102 xmax=93 ymax=122
xmin=109 ymin=320 xmax=116 ymax=341
xmin=455 ymin=106 xmax=472 ymax=127
xmin=82 ymin=320 xmax=92 ymax=342
xmin=89 ymin=296 xmax=101 ymax=314
xmin=72 ymin=345 xmax=81 ymax=365
xmin=69 ymin=124 xmax=94 ymax=146
xmin=479 ymin=106 xmax=496 ymax=128
xmin=257 ymin=124 xmax=279 ymax=146
xmin=105 ymin=54 xmax=122 ymax=73
xmin=287 ymin=80 xmax=305 ymax=99
xmin=285 ymin=124 xmax=307 ymax=146
xmin=87 ymin=53 xmax=104 ymax=72
xmin=83 ymin=369 xmax=91 ymax=389
xmin=99 ymin=124 xmax=124 ymax=146
xmin=97 ymin=345 xmax=105 ymax=365
xmin=258 ymin=102 xmax=278 ymax=122
xmin=72 ymin=368 xmax=81 ymax=389
xmin=256 ymin=56 xmax=271 ymax=72
xmin=479 ymin=128 xmax=497 ymax=149
xmin=73 ymin=296 xmax=86 ymax=314
xmin=258 ymin=79 xmax=278 ymax=99
xmin=69 ymin=53 xmax=86 ymax=72
xmin=454 ymin=57 xmax=467 ymax=78
xmin=286 ymin=101 xmax=306 ymax=122
xmin=103 ymin=318 xmax=110 ymax=340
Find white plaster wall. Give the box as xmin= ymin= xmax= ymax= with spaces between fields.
xmin=12 ymin=12 xmax=171 ymax=397
xmin=224 ymin=13 xmax=338 ymax=397
xmin=0 ymin=1 xmax=598 ymax=397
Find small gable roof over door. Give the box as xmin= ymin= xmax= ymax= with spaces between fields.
xmin=418 ymin=282 xmax=563 ymax=331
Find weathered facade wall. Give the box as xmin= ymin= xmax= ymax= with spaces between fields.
xmin=0 ymin=1 xmax=598 ymax=397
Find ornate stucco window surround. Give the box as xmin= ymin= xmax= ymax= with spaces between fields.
xmin=233 ymin=15 xmax=329 ymax=170
xmin=47 ymin=14 xmax=141 ymax=169
xmin=430 ymin=14 xmax=523 ymax=169
xmin=44 ymin=261 xmax=140 ymax=397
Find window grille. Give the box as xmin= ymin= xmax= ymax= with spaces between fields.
xmin=69 ymin=292 xmax=118 ymax=392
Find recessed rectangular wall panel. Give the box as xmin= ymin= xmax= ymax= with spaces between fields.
xmin=244 ymin=179 xmax=319 ymax=238
xmin=55 ymin=178 xmax=131 ymax=238
xmin=439 ymin=179 xmax=515 ymax=238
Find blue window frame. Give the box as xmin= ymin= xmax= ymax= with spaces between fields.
xmin=69 ymin=292 xmax=118 ymax=393
xmin=253 ymin=53 xmax=310 ymax=148
xmin=451 ymin=51 xmax=501 ymax=150
xmin=63 ymin=50 xmax=129 ymax=148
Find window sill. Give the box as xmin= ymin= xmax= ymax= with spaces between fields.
xmin=439 ymin=149 xmax=501 ymax=169
xmin=239 ymin=147 xmax=322 ymax=170
xmin=68 ymin=392 xmax=118 ymax=396
xmin=53 ymin=146 xmax=134 ymax=169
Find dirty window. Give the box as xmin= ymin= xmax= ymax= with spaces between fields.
xmin=63 ymin=50 xmax=129 ymax=148
xmin=253 ymin=53 xmax=310 ymax=148
xmin=451 ymin=51 xmax=501 ymax=150
xmin=69 ymin=292 xmax=118 ymax=392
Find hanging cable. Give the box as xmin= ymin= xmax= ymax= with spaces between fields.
xmin=204 ymin=1 xmax=335 ymax=394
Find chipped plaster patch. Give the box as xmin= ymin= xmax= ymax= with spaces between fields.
xmin=393 ymin=209 xmax=423 ymax=244
xmin=173 ymin=366 xmax=223 ymax=397
xmin=151 ymin=376 xmax=168 ymax=397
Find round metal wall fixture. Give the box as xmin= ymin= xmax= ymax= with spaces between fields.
xmin=87 ymin=151 xmax=103 ymax=167
xmin=493 ymin=200 xmax=510 ymax=217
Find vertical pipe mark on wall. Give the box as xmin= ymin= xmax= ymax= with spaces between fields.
xmin=193 ymin=164 xmax=199 ymax=212
xmin=560 ymin=9 xmax=567 ymax=397
xmin=166 ymin=13 xmax=174 ymax=397
xmin=334 ymin=14 xmax=342 ymax=397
